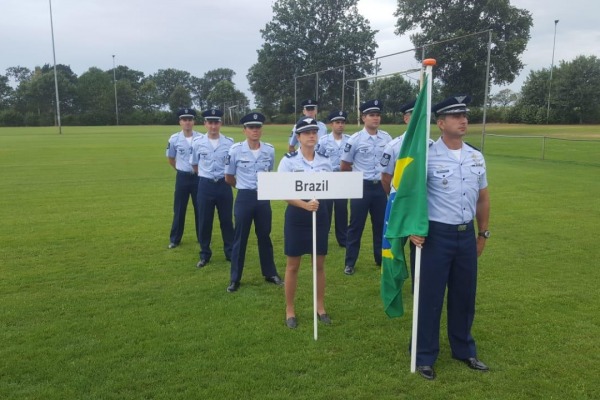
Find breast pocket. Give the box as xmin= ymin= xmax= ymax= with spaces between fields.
xmin=432 ymin=168 xmax=455 ymax=191
xmin=469 ymin=166 xmax=486 ymax=185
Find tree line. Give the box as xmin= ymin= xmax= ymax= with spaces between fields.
xmin=2 ymin=0 xmax=598 ymax=126
xmin=0 ymin=65 xmax=249 ymax=127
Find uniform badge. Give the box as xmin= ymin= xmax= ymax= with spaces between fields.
xmin=344 ymin=143 xmax=352 ymax=152
xmin=225 ymin=155 xmax=230 ymax=165
xmin=381 ymin=153 xmax=391 ymax=166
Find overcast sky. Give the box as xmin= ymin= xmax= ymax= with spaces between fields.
xmin=1 ymin=0 xmax=598 ymax=103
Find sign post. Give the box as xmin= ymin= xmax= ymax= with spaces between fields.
xmin=258 ymin=171 xmax=363 ymax=340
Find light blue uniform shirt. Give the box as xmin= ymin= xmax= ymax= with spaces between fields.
xmin=278 ymin=151 xmax=333 ymax=173
xmin=317 ymin=133 xmax=351 ymax=172
xmin=288 ymin=121 xmax=328 ymax=147
xmin=341 ymin=128 xmax=392 ymax=180
xmin=379 ymin=133 xmax=435 ymax=175
xmin=166 ymin=130 xmax=203 ymax=172
xmin=225 ymin=141 xmax=275 ymax=189
xmin=427 ymin=138 xmax=488 ymax=225
xmin=190 ymin=134 xmax=234 ymax=179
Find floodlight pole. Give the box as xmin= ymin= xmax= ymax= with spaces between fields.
xmin=481 ymin=30 xmax=492 ymax=153
xmin=48 ymin=0 xmax=62 ymax=134
xmin=546 ymin=20 xmax=559 ymax=124
xmin=112 ymin=55 xmax=119 ymax=125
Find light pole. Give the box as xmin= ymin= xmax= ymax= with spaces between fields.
xmin=48 ymin=0 xmax=61 ymax=134
xmin=112 ymin=54 xmax=119 ymax=125
xmin=546 ymin=19 xmax=559 ymax=124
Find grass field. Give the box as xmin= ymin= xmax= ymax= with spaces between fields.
xmin=1 ymin=123 xmax=599 ymax=399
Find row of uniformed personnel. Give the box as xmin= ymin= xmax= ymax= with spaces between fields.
xmin=166 ymin=95 xmax=491 ymax=380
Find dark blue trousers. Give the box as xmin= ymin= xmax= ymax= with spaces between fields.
xmin=197 ymin=178 xmax=234 ymax=261
xmin=169 ymin=170 xmax=199 ymax=244
xmin=344 ymin=181 xmax=387 ymax=268
xmin=230 ymin=189 xmax=277 ymax=283
xmin=416 ymin=220 xmax=478 ymax=366
xmin=324 ymin=198 xmax=348 ymax=247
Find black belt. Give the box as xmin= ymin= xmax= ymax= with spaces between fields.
xmin=363 ymin=179 xmax=381 ymax=185
xmin=430 ymin=220 xmax=474 ymax=232
xmin=177 ymin=170 xmax=196 ymax=176
xmin=199 ymin=177 xmax=225 ymax=183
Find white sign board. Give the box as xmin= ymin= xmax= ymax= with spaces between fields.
xmin=257 ymin=171 xmax=364 ymax=200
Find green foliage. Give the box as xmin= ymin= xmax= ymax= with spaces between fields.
xmin=364 ymin=75 xmax=418 ymax=115
xmin=394 ymin=0 xmax=532 ymax=104
xmin=168 ymin=85 xmax=192 ymax=113
xmin=248 ymin=0 xmax=378 ymax=113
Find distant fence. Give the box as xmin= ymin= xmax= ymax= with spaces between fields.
xmin=482 ymin=134 xmax=600 ymax=166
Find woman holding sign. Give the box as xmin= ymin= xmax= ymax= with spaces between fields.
xmin=278 ymin=117 xmax=333 ymax=329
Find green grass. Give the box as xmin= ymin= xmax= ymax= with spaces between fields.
xmin=1 ymin=124 xmax=599 ymax=399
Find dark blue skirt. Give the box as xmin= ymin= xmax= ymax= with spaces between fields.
xmin=284 ymin=202 xmax=329 ymax=256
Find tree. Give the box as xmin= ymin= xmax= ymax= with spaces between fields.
xmin=491 ymin=88 xmax=519 ymax=107
xmin=148 ymin=69 xmax=193 ymax=108
xmin=248 ymin=0 xmax=378 ymax=114
xmin=5 ymin=66 xmax=32 ymax=85
xmin=77 ymin=67 xmax=114 ymax=124
xmin=168 ymin=85 xmax=192 ymax=113
xmin=206 ymin=80 xmax=249 ymax=109
xmin=364 ymin=75 xmax=418 ymax=115
xmin=0 ymin=75 xmax=12 ymax=110
xmin=394 ymin=0 xmax=532 ymax=104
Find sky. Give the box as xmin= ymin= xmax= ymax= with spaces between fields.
xmin=1 ymin=0 xmax=598 ymax=103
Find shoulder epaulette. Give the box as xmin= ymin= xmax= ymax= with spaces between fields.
xmin=285 ymin=151 xmax=298 ymax=158
xmin=263 ymin=142 xmax=274 ymax=148
xmin=316 ymin=151 xmax=329 ymax=158
xmin=465 ymin=142 xmax=480 ymax=152
xmin=224 ymin=136 xmax=234 ymax=142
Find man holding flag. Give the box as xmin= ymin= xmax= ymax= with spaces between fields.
xmin=404 ymin=94 xmax=490 ymax=380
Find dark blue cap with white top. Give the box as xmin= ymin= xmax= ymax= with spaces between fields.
xmin=399 ymin=99 xmax=416 ymax=114
xmin=360 ymin=99 xmax=383 ymax=114
xmin=328 ymin=110 xmax=348 ymax=122
xmin=240 ymin=112 xmax=266 ymax=126
xmin=177 ymin=108 xmax=196 ymax=119
xmin=202 ymin=108 xmax=223 ymax=121
xmin=295 ymin=117 xmax=319 ymax=134
xmin=432 ymin=95 xmax=471 ymax=116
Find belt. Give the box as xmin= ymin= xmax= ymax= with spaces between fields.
xmin=177 ymin=170 xmax=196 ymax=176
xmin=199 ymin=177 xmax=225 ymax=183
xmin=363 ymin=179 xmax=381 ymax=185
xmin=430 ymin=220 xmax=474 ymax=232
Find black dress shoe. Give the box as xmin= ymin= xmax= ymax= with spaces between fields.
xmin=317 ymin=313 xmax=332 ymax=325
xmin=416 ymin=365 xmax=436 ymax=380
xmin=265 ymin=275 xmax=284 ymax=285
xmin=226 ymin=282 xmax=240 ymax=292
xmin=457 ymin=357 xmax=489 ymax=371
xmin=344 ymin=265 xmax=355 ymax=275
xmin=285 ymin=317 xmax=297 ymax=329
xmin=196 ymin=259 xmax=209 ymax=268
xmin=168 ymin=243 xmax=178 ymax=249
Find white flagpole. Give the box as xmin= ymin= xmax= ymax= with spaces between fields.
xmin=411 ymin=58 xmax=436 ymax=373
xmin=312 ymin=199 xmax=318 ymax=340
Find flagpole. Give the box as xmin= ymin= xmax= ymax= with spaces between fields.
xmin=312 ymin=199 xmax=318 ymax=340
xmin=411 ymin=58 xmax=436 ymax=373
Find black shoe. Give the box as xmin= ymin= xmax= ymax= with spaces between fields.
xmin=456 ymin=357 xmax=489 ymax=371
xmin=338 ymin=243 xmax=346 ymax=248
xmin=344 ymin=265 xmax=355 ymax=275
xmin=168 ymin=242 xmax=178 ymax=249
xmin=265 ymin=275 xmax=284 ymax=285
xmin=196 ymin=259 xmax=209 ymax=268
xmin=286 ymin=317 xmax=297 ymax=329
xmin=227 ymin=282 xmax=240 ymax=293
xmin=317 ymin=313 xmax=332 ymax=325
xmin=416 ymin=365 xmax=436 ymax=380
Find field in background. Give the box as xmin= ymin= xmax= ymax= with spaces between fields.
xmin=1 ymin=124 xmax=599 ymax=399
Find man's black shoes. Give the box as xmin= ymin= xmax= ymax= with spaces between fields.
xmin=196 ymin=259 xmax=209 ymax=268
xmin=416 ymin=365 xmax=436 ymax=380
xmin=168 ymin=243 xmax=178 ymax=249
xmin=227 ymin=282 xmax=240 ymax=292
xmin=456 ymin=357 xmax=489 ymax=371
xmin=344 ymin=265 xmax=355 ymax=275
xmin=265 ymin=275 xmax=284 ymax=286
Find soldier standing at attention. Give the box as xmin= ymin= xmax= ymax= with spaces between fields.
xmin=191 ymin=109 xmax=234 ymax=268
xmin=224 ymin=112 xmax=283 ymax=293
xmin=166 ymin=108 xmax=202 ymax=249
xmin=288 ymin=99 xmax=327 ymax=153
xmin=317 ymin=110 xmax=351 ymax=248
xmin=340 ymin=100 xmax=392 ymax=275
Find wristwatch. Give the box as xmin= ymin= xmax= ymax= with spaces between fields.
xmin=478 ymin=230 xmax=491 ymax=239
